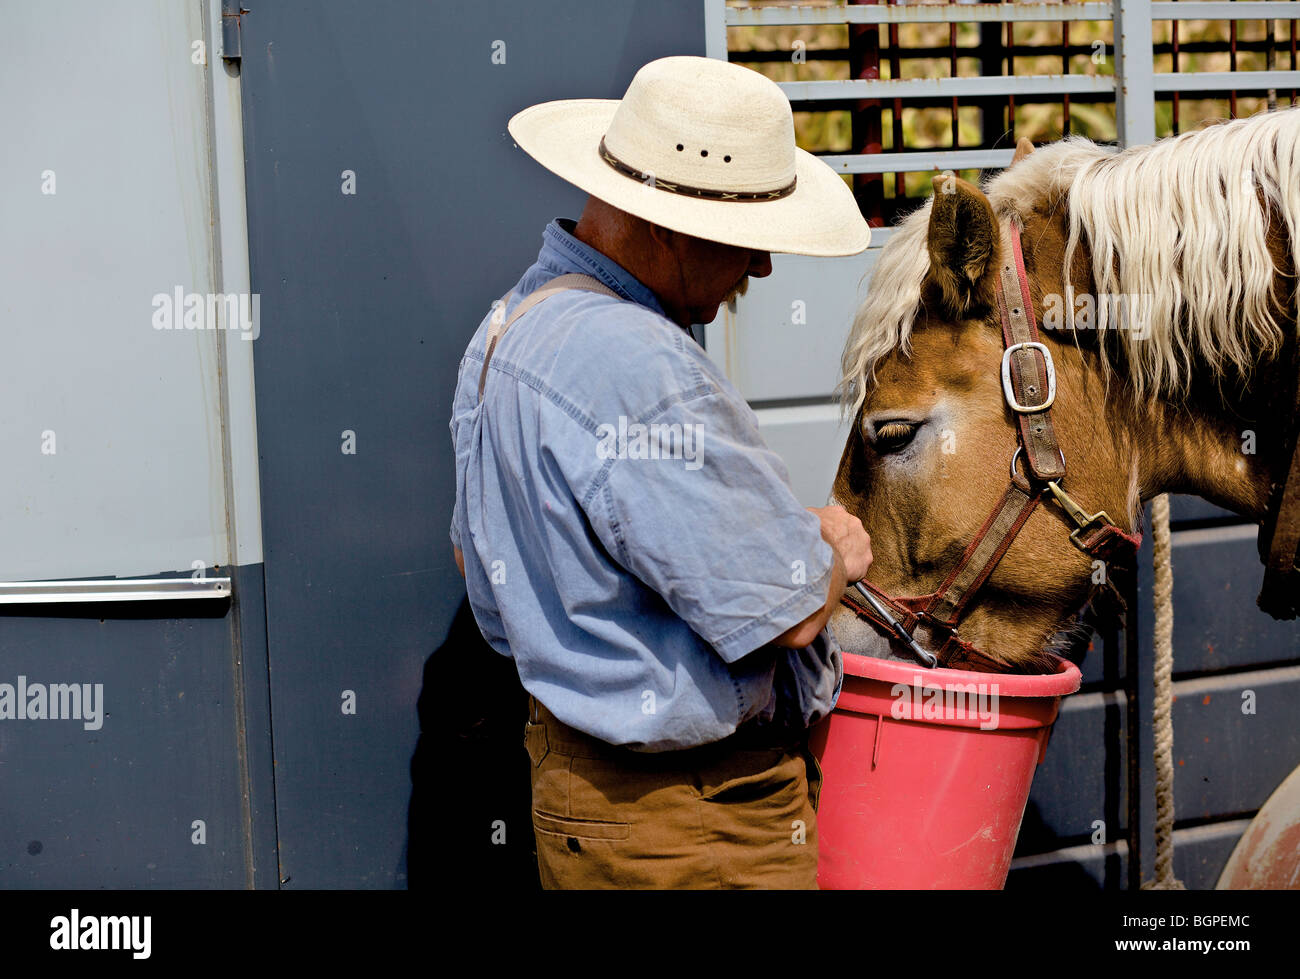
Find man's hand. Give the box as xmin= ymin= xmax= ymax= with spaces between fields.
xmin=454 ymin=546 xmax=465 ymax=578
xmin=808 ymin=504 xmax=872 ymax=582
xmin=772 ymin=506 xmax=872 ymax=648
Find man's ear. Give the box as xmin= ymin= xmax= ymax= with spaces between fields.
xmin=925 ymin=174 xmax=1001 ymax=318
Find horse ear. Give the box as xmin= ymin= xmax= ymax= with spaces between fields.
xmin=925 ymin=174 xmax=1000 ymax=318
xmin=1011 ymin=137 xmax=1034 ymax=164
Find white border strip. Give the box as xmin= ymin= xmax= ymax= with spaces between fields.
xmin=0 ymin=578 xmax=232 ymax=604
xmin=206 ymin=0 xmax=264 ymax=570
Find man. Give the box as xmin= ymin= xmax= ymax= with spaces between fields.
xmin=448 ymin=55 xmax=873 ymax=888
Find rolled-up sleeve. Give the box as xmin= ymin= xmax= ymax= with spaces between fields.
xmin=588 ymin=390 xmax=833 ymax=663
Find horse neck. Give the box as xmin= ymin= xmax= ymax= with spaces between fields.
xmin=1137 ymin=389 xmax=1280 ymax=520
xmin=1021 ymin=202 xmax=1295 ymax=523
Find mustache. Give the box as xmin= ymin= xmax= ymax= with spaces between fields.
xmin=723 ymin=276 xmax=750 ymax=305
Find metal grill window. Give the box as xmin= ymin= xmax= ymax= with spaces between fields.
xmin=707 ymin=0 xmax=1300 ymax=231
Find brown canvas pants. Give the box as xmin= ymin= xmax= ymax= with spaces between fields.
xmin=524 ymin=695 xmax=822 ymax=889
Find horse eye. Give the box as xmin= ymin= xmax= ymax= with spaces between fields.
xmin=869 ymin=420 xmax=920 ymax=453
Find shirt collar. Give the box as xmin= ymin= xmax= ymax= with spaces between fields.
xmin=539 ymin=218 xmax=668 ymax=319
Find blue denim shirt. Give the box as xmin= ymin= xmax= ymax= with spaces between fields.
xmin=449 ymin=218 xmax=842 ymax=751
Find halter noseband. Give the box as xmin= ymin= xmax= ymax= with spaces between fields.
xmin=840 ymin=219 xmax=1143 ymax=673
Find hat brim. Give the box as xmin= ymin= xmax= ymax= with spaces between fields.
xmin=507 ymin=99 xmax=871 ymax=257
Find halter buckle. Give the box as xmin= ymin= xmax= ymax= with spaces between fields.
xmin=1001 ymin=341 xmax=1057 ymax=413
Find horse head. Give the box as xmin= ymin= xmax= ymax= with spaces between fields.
xmin=831 ymin=110 xmax=1300 ymax=672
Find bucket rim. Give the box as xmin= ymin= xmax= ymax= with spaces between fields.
xmin=840 ymin=651 xmax=1082 ymax=698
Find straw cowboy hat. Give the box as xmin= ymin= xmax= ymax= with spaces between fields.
xmin=507 ymin=55 xmax=871 ymax=257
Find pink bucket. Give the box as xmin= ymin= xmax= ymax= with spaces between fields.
xmin=810 ymin=652 xmax=1081 ymax=889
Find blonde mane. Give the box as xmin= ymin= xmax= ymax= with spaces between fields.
xmin=838 ymin=107 xmax=1300 ymax=419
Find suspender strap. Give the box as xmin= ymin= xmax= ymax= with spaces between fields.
xmin=476 ymin=273 xmax=622 ymax=401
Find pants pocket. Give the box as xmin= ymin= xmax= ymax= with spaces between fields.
xmin=532 ymin=809 xmax=631 ymax=842
xmin=698 ymin=749 xmax=796 ymax=804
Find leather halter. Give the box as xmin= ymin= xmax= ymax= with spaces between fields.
xmin=840 ymin=219 xmax=1143 ymax=673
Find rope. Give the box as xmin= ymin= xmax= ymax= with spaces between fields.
xmin=1142 ymin=494 xmax=1186 ymax=890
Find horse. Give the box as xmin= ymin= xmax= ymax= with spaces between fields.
xmin=828 ymin=107 xmax=1300 ymax=673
